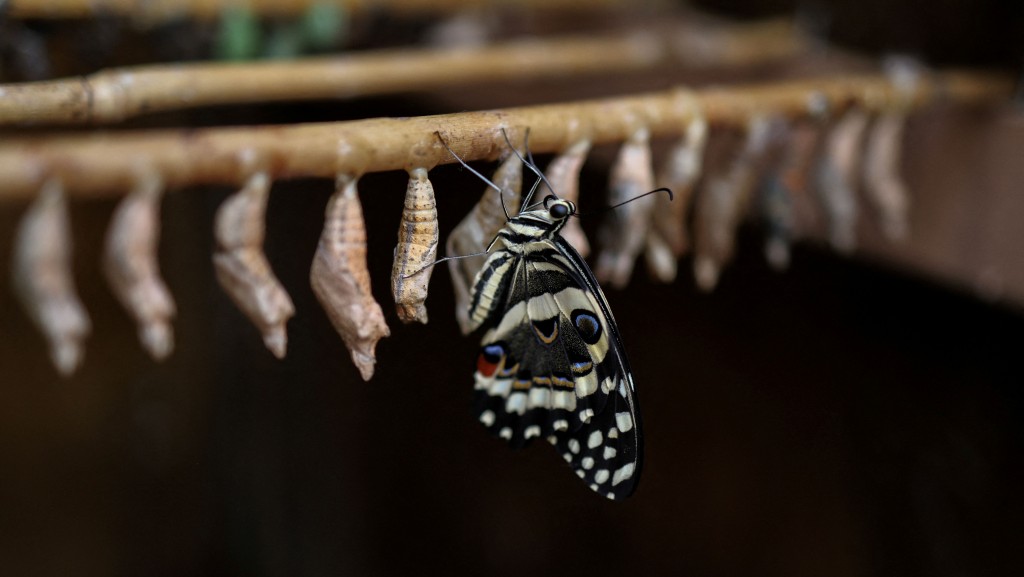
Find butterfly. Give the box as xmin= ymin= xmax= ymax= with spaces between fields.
xmin=445 ymin=132 xmax=648 ymax=500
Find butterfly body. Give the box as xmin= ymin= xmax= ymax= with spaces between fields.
xmin=467 ymin=198 xmax=643 ymax=500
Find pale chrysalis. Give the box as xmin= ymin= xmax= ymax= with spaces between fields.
xmin=595 ymin=128 xmax=656 ymax=289
xmin=544 ymin=139 xmax=592 ymax=256
xmin=311 ymin=174 xmax=391 ymax=380
xmin=103 ymin=170 xmax=177 ymax=360
xmin=213 ymin=171 xmax=296 ymax=358
xmin=12 ymin=178 xmax=92 ymax=375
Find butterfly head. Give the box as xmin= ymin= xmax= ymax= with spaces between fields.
xmin=542 ymin=195 xmax=576 ymax=221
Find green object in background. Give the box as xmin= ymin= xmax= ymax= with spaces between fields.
xmin=215 ymin=6 xmax=262 ymax=61
xmin=301 ymin=1 xmax=349 ymax=51
xmin=264 ymin=23 xmax=305 ymax=60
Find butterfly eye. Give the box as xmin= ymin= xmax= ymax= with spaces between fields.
xmin=548 ymin=202 xmax=570 ymax=219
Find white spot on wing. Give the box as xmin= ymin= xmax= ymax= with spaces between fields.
xmin=612 ymin=463 xmax=635 ymax=486
xmin=576 ymin=372 xmax=597 ymax=396
xmin=526 ymin=292 xmax=561 ymax=320
xmin=505 ymin=392 xmax=527 ymax=415
xmin=489 ymin=377 xmax=512 ymax=398
xmin=603 ymin=446 xmax=617 ymax=460
xmin=552 ymin=390 xmax=576 ymax=411
xmin=582 ymin=457 xmax=595 ymax=470
xmin=546 ymin=435 xmax=558 ymax=445
xmin=579 ymin=408 xmax=594 ymax=423
xmin=528 ymin=387 xmax=551 ymax=408
xmin=587 ymin=430 xmax=603 ymax=449
xmin=474 ymin=372 xmax=491 ymax=390
xmin=563 ymin=453 xmax=573 ymax=463
xmin=594 ymin=469 xmax=610 ymax=484
xmin=608 ymin=427 xmax=619 ymax=439
xmin=600 ymin=377 xmax=616 ymax=394
xmin=576 ymin=469 xmax=586 ymax=479
xmin=568 ymin=439 xmax=580 ymax=454
xmin=618 ymin=379 xmax=627 ymax=398
xmin=553 ymin=419 xmax=569 ymax=431
xmin=525 ymin=425 xmax=541 ymax=439
xmin=606 ymin=492 xmax=615 ymax=500
xmin=499 ymin=427 xmax=513 ymax=440
xmin=615 ymin=412 xmax=634 ymax=433
xmin=479 ymin=410 xmax=495 ymax=426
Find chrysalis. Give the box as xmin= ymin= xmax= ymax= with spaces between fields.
xmin=753 ymin=119 xmax=804 ymax=271
xmin=310 ymin=174 xmax=391 ymax=381
xmin=544 ymin=139 xmax=591 ymax=256
xmin=446 ymin=152 xmax=523 ymax=335
xmin=391 ymin=167 xmax=438 ymax=324
xmin=862 ymin=110 xmax=910 ymax=241
xmin=103 ymin=171 xmax=177 ymax=360
xmin=815 ymin=108 xmax=869 ymax=253
xmin=12 ymin=178 xmax=92 ymax=375
xmin=595 ymin=128 xmax=656 ymax=289
xmin=758 ymin=172 xmax=795 ymax=271
xmin=651 ymin=112 xmax=709 ymax=257
xmin=213 ymin=171 xmax=296 ymax=358
xmin=644 ymin=112 xmax=710 ymax=283
xmin=692 ymin=117 xmax=772 ymax=291
xmin=779 ymin=123 xmax=826 ymax=242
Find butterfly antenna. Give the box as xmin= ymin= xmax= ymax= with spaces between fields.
xmin=402 ymin=249 xmax=492 ymax=279
xmin=436 ymin=131 xmax=510 ymax=220
xmin=501 ymin=128 xmax=557 ymax=209
xmin=574 ymin=187 xmax=674 ymax=217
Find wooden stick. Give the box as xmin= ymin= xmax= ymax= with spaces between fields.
xmin=7 ymin=0 xmax=625 ymax=21
xmin=0 ymin=71 xmax=1011 ymax=201
xmin=0 ymin=20 xmax=805 ymax=126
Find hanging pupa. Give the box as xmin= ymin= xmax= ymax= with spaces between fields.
xmin=692 ymin=116 xmax=772 ymax=291
xmin=779 ymin=123 xmax=826 ymax=242
xmin=311 ymin=174 xmax=391 ymax=381
xmin=815 ymin=108 xmax=869 ymax=253
xmin=12 ymin=178 xmax=91 ymax=375
xmin=862 ymin=110 xmax=910 ymax=241
xmin=645 ymin=107 xmax=710 ymax=283
xmin=391 ymin=167 xmax=438 ymax=324
xmin=595 ymin=127 xmax=656 ymax=289
xmin=543 ymin=139 xmax=591 ymax=256
xmin=755 ymin=120 xmax=798 ymax=271
xmin=651 ymin=109 xmax=709 ymax=258
xmin=103 ymin=170 xmax=177 ymax=360
xmin=213 ymin=170 xmax=295 ymax=358
xmin=446 ymin=151 xmax=523 ymax=335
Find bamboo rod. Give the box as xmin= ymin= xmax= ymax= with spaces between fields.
xmin=0 ymin=71 xmax=1011 ymax=201
xmin=7 ymin=0 xmax=624 ymax=20
xmin=0 ymin=20 xmax=805 ymax=126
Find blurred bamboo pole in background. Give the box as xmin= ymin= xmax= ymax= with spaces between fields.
xmin=0 ymin=19 xmax=806 ymax=125
xmin=6 ymin=0 xmax=627 ymax=20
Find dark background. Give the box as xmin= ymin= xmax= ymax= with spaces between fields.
xmin=1 ymin=1 xmax=1023 ymax=576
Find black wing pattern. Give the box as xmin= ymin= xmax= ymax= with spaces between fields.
xmin=469 ymin=235 xmax=642 ymax=500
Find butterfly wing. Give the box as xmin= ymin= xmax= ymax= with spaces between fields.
xmin=471 ymin=237 xmax=642 ymax=500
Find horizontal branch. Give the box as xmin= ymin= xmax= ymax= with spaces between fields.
xmin=0 ymin=70 xmax=1012 ymax=200
xmin=7 ymin=0 xmax=623 ymax=20
xmin=0 ymin=19 xmax=805 ymax=125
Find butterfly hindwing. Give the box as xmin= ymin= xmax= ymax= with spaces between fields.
xmin=470 ymin=225 xmax=642 ymax=500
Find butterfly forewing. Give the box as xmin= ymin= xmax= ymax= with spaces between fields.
xmin=469 ymin=209 xmax=642 ymax=500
